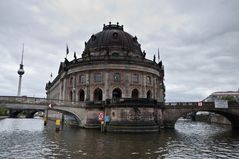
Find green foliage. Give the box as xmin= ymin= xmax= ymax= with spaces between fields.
xmin=221 ymin=96 xmax=238 ymax=103
xmin=0 ymin=108 xmax=8 ymax=116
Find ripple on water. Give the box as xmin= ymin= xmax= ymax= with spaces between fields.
xmin=1 ymin=119 xmax=239 ymax=159
xmin=131 ymin=152 xmax=140 ymax=155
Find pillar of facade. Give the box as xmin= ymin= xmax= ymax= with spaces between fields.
xmin=142 ymin=74 xmax=146 ymax=98
xmin=73 ymin=74 xmax=76 ymax=102
xmin=63 ymin=77 xmax=66 ymax=100
xmin=85 ymin=72 xmax=90 ymax=101
xmin=59 ymin=79 xmax=62 ymax=100
xmin=104 ymin=71 xmax=109 ymax=100
xmin=125 ymin=72 xmax=130 ymax=97
xmin=153 ymin=77 xmax=157 ymax=99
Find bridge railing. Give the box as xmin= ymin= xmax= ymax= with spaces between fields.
xmin=164 ymin=102 xmax=215 ymax=107
xmin=1 ymin=96 xmax=238 ymax=108
xmin=165 ymin=102 xmax=198 ymax=106
xmin=164 ymin=101 xmax=239 ymax=108
xmin=0 ymin=96 xmax=86 ymax=108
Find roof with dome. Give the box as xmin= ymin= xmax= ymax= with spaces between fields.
xmin=82 ymin=22 xmax=144 ymax=59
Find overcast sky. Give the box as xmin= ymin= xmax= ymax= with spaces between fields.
xmin=0 ymin=0 xmax=238 ymax=101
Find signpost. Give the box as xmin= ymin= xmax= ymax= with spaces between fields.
xmin=198 ymin=102 xmax=203 ymax=107
xmin=98 ymin=112 xmax=104 ymax=121
xmin=98 ymin=112 xmax=105 ymax=132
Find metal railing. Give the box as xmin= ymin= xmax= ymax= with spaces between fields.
xmin=164 ymin=102 xmax=214 ymax=107
xmin=0 ymin=96 xmax=86 ymax=108
xmin=1 ymin=96 xmax=238 ymax=108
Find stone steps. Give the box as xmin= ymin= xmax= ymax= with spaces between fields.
xmin=107 ymin=124 xmax=159 ymax=132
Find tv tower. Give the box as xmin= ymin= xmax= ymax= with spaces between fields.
xmin=17 ymin=44 xmax=25 ymax=96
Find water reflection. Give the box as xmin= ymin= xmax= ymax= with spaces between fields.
xmin=0 ymin=118 xmax=239 ymax=159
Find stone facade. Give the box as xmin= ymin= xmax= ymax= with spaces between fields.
xmin=46 ymin=23 xmax=165 ymax=103
xmin=45 ymin=23 xmax=165 ymax=132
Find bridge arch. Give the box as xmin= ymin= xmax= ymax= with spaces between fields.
xmin=163 ymin=108 xmax=239 ymax=129
xmin=26 ymin=110 xmax=44 ymax=118
xmin=9 ymin=109 xmax=44 ymax=118
xmin=50 ymin=107 xmax=85 ymax=127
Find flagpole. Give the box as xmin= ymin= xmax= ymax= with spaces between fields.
xmin=66 ymin=44 xmax=69 ymax=59
xmin=50 ymin=73 xmax=53 ymax=81
xmin=158 ymin=48 xmax=160 ymax=62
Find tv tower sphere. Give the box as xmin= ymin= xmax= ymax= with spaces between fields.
xmin=17 ymin=44 xmax=25 ymax=96
xmin=18 ymin=64 xmax=25 ymax=75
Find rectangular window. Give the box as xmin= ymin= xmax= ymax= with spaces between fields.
xmin=79 ymin=75 xmax=86 ymax=84
xmin=70 ymin=77 xmax=73 ymax=85
xmin=132 ymin=74 xmax=139 ymax=83
xmin=94 ymin=73 xmax=102 ymax=82
xmin=146 ymin=76 xmax=151 ymax=85
xmin=113 ymin=73 xmax=121 ymax=82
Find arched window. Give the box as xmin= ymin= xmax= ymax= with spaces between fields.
xmin=69 ymin=91 xmax=73 ymax=102
xmin=112 ymin=88 xmax=122 ymax=99
xmin=147 ymin=90 xmax=152 ymax=99
xmin=112 ymin=52 xmax=119 ymax=56
xmin=94 ymin=88 xmax=103 ymax=101
xmin=132 ymin=89 xmax=139 ymax=98
xmin=112 ymin=32 xmax=118 ymax=39
xmin=78 ymin=89 xmax=85 ymax=101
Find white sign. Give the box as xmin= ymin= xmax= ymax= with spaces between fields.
xmin=198 ymin=102 xmax=203 ymax=107
xmin=214 ymin=100 xmax=228 ymax=109
xmin=98 ymin=112 xmax=104 ymax=121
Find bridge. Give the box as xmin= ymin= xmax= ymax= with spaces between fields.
xmin=1 ymin=96 xmax=239 ymax=131
xmin=161 ymin=102 xmax=239 ymax=129
xmin=0 ymin=96 xmax=87 ymax=126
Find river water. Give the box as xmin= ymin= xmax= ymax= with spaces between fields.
xmin=0 ymin=118 xmax=239 ymax=159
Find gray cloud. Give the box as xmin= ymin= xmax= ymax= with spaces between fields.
xmin=0 ymin=0 xmax=238 ymax=101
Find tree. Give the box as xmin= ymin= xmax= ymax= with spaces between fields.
xmin=221 ymin=96 xmax=238 ymax=103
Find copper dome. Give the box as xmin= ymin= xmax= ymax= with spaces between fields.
xmin=82 ymin=22 xmax=144 ymax=58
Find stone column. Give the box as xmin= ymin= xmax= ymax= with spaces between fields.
xmin=104 ymin=71 xmax=109 ymax=100
xmin=85 ymin=72 xmax=90 ymax=101
xmin=73 ymin=74 xmax=76 ymax=102
xmin=153 ymin=77 xmax=156 ymax=99
xmin=125 ymin=72 xmax=130 ymax=97
xmin=63 ymin=77 xmax=66 ymax=100
xmin=59 ymin=79 xmax=62 ymax=100
xmin=142 ymin=74 xmax=146 ymax=98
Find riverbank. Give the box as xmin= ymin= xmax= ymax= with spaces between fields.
xmin=0 ymin=108 xmax=8 ymax=117
xmin=0 ymin=116 xmax=8 ymax=119
xmin=195 ymin=113 xmax=231 ymax=125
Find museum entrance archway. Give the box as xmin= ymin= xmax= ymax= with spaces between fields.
xmin=112 ymin=88 xmax=122 ymax=99
xmin=69 ymin=91 xmax=73 ymax=102
xmin=147 ymin=90 xmax=152 ymax=99
xmin=94 ymin=88 xmax=103 ymax=101
xmin=78 ymin=89 xmax=85 ymax=101
xmin=132 ymin=89 xmax=139 ymax=98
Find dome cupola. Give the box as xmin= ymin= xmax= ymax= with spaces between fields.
xmin=82 ymin=22 xmax=144 ymax=59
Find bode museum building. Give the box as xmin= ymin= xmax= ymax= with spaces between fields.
xmin=46 ymin=22 xmax=165 ymax=103
xmin=45 ymin=22 xmax=165 ymax=132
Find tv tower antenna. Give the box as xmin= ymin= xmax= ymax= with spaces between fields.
xmin=17 ymin=43 xmax=25 ymax=96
